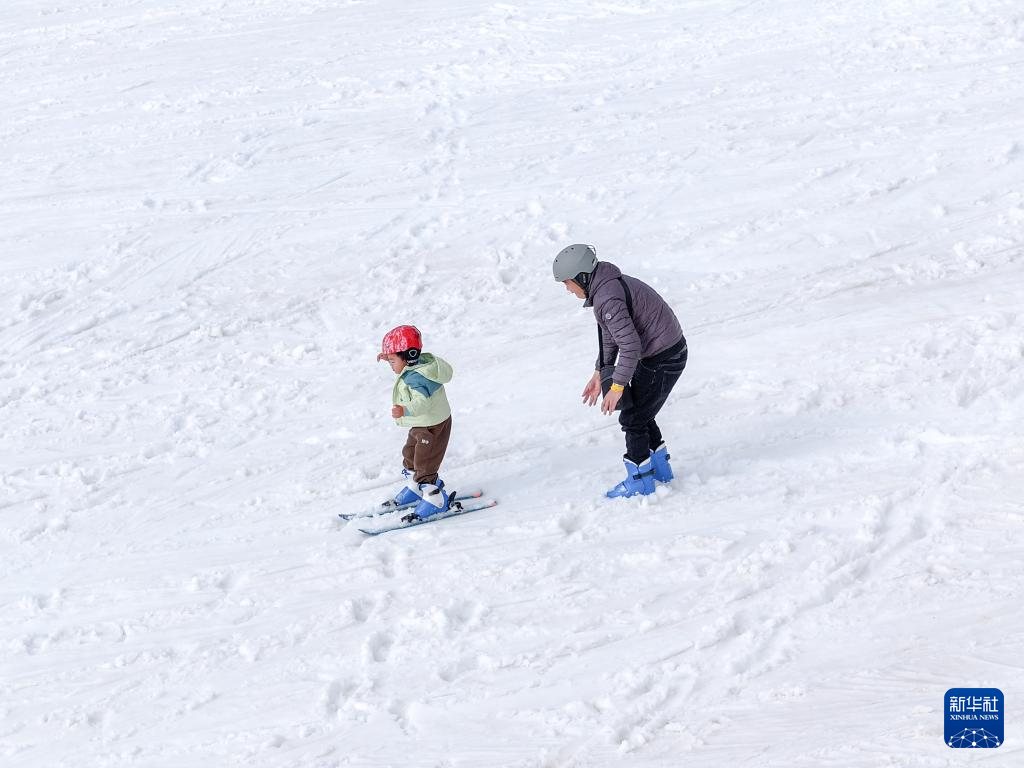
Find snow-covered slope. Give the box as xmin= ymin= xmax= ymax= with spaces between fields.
xmin=2 ymin=1 xmax=1023 ymax=765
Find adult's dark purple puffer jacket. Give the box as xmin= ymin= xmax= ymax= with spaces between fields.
xmin=585 ymin=261 xmax=685 ymax=386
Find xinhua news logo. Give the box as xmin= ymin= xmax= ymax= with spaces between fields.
xmin=945 ymin=688 xmax=1004 ymax=748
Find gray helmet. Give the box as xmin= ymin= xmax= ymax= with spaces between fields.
xmin=552 ymin=244 xmax=598 ymax=282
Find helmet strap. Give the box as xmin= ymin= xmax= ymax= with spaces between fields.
xmin=573 ymin=271 xmax=592 ymax=297
xmin=401 ymin=348 xmax=421 ymax=363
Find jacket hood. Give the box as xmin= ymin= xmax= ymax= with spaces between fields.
xmin=404 ymin=352 xmax=452 ymax=384
xmin=584 ymin=261 xmax=622 ymax=307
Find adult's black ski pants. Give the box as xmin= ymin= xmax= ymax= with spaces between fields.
xmin=619 ymin=336 xmax=688 ymax=464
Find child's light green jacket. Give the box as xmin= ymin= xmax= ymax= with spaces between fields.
xmin=392 ymin=353 xmax=453 ymax=428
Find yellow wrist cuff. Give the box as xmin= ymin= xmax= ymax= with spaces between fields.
xmin=610 ymin=383 xmax=625 ymax=393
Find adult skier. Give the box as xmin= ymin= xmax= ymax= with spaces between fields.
xmin=553 ymin=244 xmax=688 ymax=498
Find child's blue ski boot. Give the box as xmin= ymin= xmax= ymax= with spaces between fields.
xmin=650 ymin=442 xmax=674 ymax=483
xmin=390 ymin=475 xmax=444 ymax=508
xmin=392 ymin=481 xmax=422 ymax=507
xmin=402 ymin=481 xmax=450 ymax=522
xmin=606 ymin=457 xmax=656 ymax=499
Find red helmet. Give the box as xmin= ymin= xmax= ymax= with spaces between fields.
xmin=380 ymin=325 xmax=422 ymax=361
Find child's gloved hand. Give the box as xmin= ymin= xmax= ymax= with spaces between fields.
xmin=391 ymin=405 xmax=404 ymax=418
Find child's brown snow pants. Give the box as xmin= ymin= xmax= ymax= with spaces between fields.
xmin=402 ymin=416 xmax=452 ymax=485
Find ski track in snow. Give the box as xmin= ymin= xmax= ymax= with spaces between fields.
xmin=2 ymin=0 xmax=1024 ymax=766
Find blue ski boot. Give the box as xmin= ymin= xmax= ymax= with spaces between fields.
xmin=392 ymin=481 xmax=422 ymax=508
xmin=391 ymin=476 xmax=444 ymax=508
xmin=606 ymin=457 xmax=656 ymax=499
xmin=650 ymin=442 xmax=674 ymax=483
xmin=403 ymin=481 xmax=450 ymax=522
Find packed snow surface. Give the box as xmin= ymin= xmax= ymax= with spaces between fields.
xmin=2 ymin=0 xmax=1023 ymax=765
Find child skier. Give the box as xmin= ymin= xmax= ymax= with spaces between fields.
xmin=377 ymin=325 xmax=454 ymax=520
